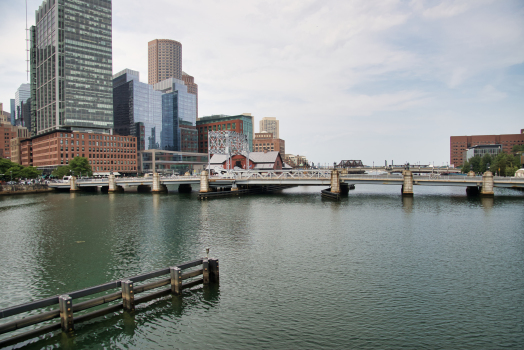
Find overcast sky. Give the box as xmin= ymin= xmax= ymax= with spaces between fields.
xmin=1 ymin=0 xmax=523 ymax=166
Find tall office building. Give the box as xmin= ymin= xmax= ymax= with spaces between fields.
xmin=259 ymin=117 xmax=279 ymax=139
xmin=10 ymin=99 xmax=16 ymax=125
xmin=113 ymin=69 xmax=163 ymax=151
xmin=14 ymin=84 xmax=31 ymax=127
xmin=148 ymin=39 xmax=182 ymax=85
xmin=30 ymin=0 xmax=113 ymax=136
xmin=154 ymin=78 xmax=197 ymax=152
xmin=182 ymin=71 xmax=198 ymax=117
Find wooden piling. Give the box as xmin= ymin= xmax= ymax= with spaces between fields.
xmin=58 ymin=295 xmax=74 ymax=332
xmin=121 ymin=280 xmax=135 ymax=311
xmin=209 ymin=258 xmax=219 ymax=283
xmin=170 ymin=267 xmax=182 ymax=295
xmin=203 ymin=258 xmax=210 ymax=285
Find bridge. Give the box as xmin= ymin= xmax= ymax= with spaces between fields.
xmin=48 ymin=170 xmax=524 ymax=198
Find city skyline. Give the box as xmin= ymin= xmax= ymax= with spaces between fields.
xmin=1 ymin=0 xmax=523 ymax=165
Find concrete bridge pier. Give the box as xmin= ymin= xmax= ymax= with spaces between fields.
xmin=231 ymin=183 xmax=238 ymax=191
xmin=178 ymin=184 xmax=192 ymax=193
xmin=401 ymin=170 xmax=413 ymax=196
xmin=480 ymin=171 xmax=494 ymax=197
xmin=200 ymin=171 xmax=209 ymax=193
xmin=152 ymin=173 xmax=167 ymax=193
xmin=70 ymin=176 xmax=80 ymax=192
xmin=330 ymin=170 xmax=340 ymax=194
xmin=108 ymin=174 xmax=123 ymax=193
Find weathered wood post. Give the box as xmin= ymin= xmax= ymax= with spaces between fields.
xmin=69 ymin=176 xmax=80 ymax=192
xmin=170 ymin=267 xmax=182 ymax=295
xmin=330 ymin=170 xmax=340 ymax=193
xmin=480 ymin=170 xmax=494 ymax=197
xmin=203 ymin=258 xmax=210 ymax=285
xmin=152 ymin=172 xmax=167 ymax=192
xmin=200 ymin=170 xmax=209 ymax=193
xmin=59 ymin=295 xmax=74 ymax=332
xmin=209 ymin=258 xmax=219 ymax=283
xmin=122 ymin=280 xmax=135 ymax=311
xmin=401 ymin=170 xmax=413 ymax=196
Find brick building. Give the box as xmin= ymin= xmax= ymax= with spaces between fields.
xmin=20 ymin=131 xmax=138 ymax=174
xmin=1 ymin=122 xmax=29 ymax=160
xmin=209 ymin=151 xmax=283 ymax=171
xmin=450 ymin=129 xmax=524 ymax=167
xmin=253 ymin=132 xmax=285 ymax=155
xmin=197 ymin=114 xmax=254 ymax=153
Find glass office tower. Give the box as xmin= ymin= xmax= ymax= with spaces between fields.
xmin=154 ymin=78 xmax=197 ymax=152
xmin=30 ymin=0 xmax=113 ymax=136
xmin=113 ymin=69 xmax=163 ymax=150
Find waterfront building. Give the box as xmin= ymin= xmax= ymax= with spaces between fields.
xmin=284 ymin=154 xmax=309 ymax=168
xmin=14 ymin=84 xmax=31 ymax=127
xmin=450 ymin=129 xmax=524 ymax=167
xmin=148 ymin=39 xmax=182 ymax=85
xmin=259 ymin=117 xmax=280 ymax=139
xmin=182 ymin=71 xmax=198 ymax=117
xmin=30 ymin=0 xmax=113 ymax=136
xmin=0 ymin=122 xmax=29 ymax=160
xmin=154 ymin=78 xmax=197 ymax=152
xmin=113 ymin=69 xmax=163 ymax=151
xmin=138 ymin=149 xmax=208 ymax=174
xmin=253 ymin=132 xmax=285 ymax=155
xmin=20 ymin=131 xmax=137 ymax=174
xmin=197 ymin=113 xmax=254 ymax=153
xmin=209 ymin=151 xmax=283 ymax=171
xmin=463 ymin=144 xmax=503 ymax=162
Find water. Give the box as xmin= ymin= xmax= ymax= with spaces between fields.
xmin=0 ymin=185 xmax=523 ymax=349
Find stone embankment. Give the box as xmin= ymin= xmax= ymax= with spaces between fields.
xmin=0 ymin=184 xmax=54 ymax=196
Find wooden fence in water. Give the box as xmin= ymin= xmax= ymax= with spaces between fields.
xmin=0 ymin=257 xmax=218 ymax=347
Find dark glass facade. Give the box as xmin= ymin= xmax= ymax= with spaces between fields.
xmin=112 ymin=69 xmax=163 ymax=151
xmin=30 ymin=0 xmax=113 ymax=136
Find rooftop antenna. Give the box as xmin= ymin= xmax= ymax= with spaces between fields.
xmin=26 ymin=0 xmax=29 ymax=80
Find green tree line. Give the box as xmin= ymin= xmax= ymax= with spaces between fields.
xmin=462 ymin=145 xmax=523 ymax=176
xmin=51 ymin=157 xmax=93 ymax=178
xmin=0 ymin=158 xmax=41 ymax=181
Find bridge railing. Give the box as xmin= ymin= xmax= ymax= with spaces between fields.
xmin=226 ymin=170 xmax=332 ymax=180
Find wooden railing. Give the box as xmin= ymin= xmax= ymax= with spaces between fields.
xmin=0 ymin=257 xmax=218 ymax=347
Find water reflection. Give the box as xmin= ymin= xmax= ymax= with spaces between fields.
xmin=480 ymin=196 xmax=494 ymax=212
xmin=402 ymin=196 xmax=413 ymax=214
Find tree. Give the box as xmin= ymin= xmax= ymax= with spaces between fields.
xmin=52 ymin=166 xmax=72 ymax=178
xmin=69 ymin=157 xmax=92 ymax=177
xmin=469 ymin=155 xmax=481 ymax=174
xmin=480 ymin=153 xmax=492 ymax=173
xmin=20 ymin=166 xmax=41 ymax=179
xmin=462 ymin=160 xmax=470 ymax=173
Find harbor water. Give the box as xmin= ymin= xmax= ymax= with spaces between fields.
xmin=0 ymin=185 xmax=523 ymax=349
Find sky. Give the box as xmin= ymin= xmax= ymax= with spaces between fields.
xmin=0 ymin=0 xmax=523 ymax=166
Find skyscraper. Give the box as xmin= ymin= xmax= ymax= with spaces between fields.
xmin=14 ymin=84 xmax=31 ymax=127
xmin=182 ymin=71 xmax=198 ymax=117
xmin=259 ymin=117 xmax=280 ymax=139
xmin=154 ymin=78 xmax=197 ymax=152
xmin=148 ymin=39 xmax=182 ymax=85
xmin=113 ymin=69 xmax=163 ymax=151
xmin=30 ymin=0 xmax=113 ymax=136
